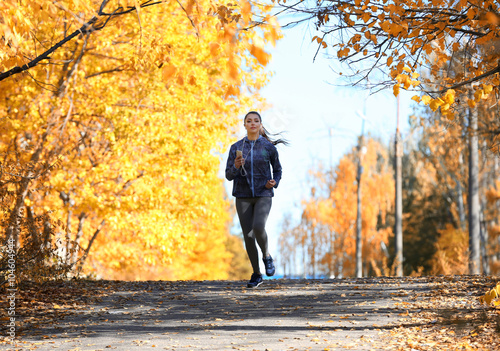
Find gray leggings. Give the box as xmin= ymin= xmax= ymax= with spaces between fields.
xmin=235 ymin=197 xmax=272 ymax=274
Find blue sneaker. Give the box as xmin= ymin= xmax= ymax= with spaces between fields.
xmin=247 ymin=273 xmax=263 ymax=288
xmin=263 ymin=255 xmax=275 ymax=276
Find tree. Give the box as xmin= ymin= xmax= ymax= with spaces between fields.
xmin=278 ymin=213 xmax=297 ymax=278
xmin=0 ymin=0 xmax=280 ymax=280
xmin=394 ymin=101 xmax=403 ymax=276
xmin=281 ymin=138 xmax=395 ymax=278
xmin=397 ymin=88 xmax=500 ymax=275
xmin=274 ymin=0 xmax=500 ymax=120
xmin=468 ymin=103 xmax=481 ymax=274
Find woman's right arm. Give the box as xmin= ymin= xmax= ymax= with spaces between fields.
xmin=225 ymin=145 xmax=240 ymax=181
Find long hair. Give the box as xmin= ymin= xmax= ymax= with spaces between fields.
xmin=244 ymin=111 xmax=290 ymax=146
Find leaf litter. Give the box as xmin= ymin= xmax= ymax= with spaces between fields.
xmin=1 ymin=276 xmax=500 ymax=350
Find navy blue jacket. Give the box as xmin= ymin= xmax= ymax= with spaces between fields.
xmin=225 ymin=136 xmax=282 ymax=197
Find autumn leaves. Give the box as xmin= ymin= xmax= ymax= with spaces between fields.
xmin=289 ymin=0 xmax=500 ymax=120
xmin=0 ymin=0 xmax=278 ymax=280
xmin=279 ymin=139 xmax=394 ymax=278
xmin=2 ymin=0 xmax=500 ymax=283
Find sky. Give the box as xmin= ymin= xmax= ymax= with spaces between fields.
xmin=221 ymin=20 xmax=416 ymax=276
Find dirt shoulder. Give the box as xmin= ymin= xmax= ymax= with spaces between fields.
xmin=1 ymin=275 xmax=498 ymax=350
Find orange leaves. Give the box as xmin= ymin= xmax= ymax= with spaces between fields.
xmin=486 ymin=181 xmax=500 ymax=203
xmin=221 ymin=24 xmax=237 ymax=42
xmin=227 ymin=54 xmax=239 ymax=80
xmin=388 ymin=23 xmax=405 ymax=37
xmin=393 ymin=84 xmax=400 ymax=97
xmin=468 ymin=84 xmax=495 ymax=108
xmin=297 ymin=0 xmax=500 ymax=111
xmin=249 ymin=43 xmax=270 ymax=65
xmin=466 ymin=7 xmax=478 ymax=20
xmin=485 ymin=11 xmax=500 ymax=25
xmin=312 ymin=36 xmax=328 ymax=49
xmin=209 ymin=42 xmax=220 ymax=56
xmin=474 ymin=89 xmax=485 ymax=101
xmin=291 ymin=138 xmax=394 ymax=277
xmin=349 ymin=33 xmax=362 ymax=45
xmin=241 ymin=0 xmax=252 ymax=22
xmin=337 ymin=47 xmax=351 ymax=58
xmin=224 ymin=85 xmax=240 ymax=99
xmin=162 ymin=64 xmax=177 ymax=81
xmin=392 ymin=69 xmax=421 ymax=96
xmin=361 ymin=12 xmax=371 ymax=23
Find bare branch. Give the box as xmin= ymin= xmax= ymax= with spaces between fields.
xmin=85 ymin=66 xmax=127 ymax=79
xmin=431 ymin=64 xmax=500 ymax=94
xmin=0 ymin=17 xmax=97 ymax=82
xmin=175 ymin=0 xmax=200 ymax=38
xmin=0 ymin=0 xmax=165 ymax=82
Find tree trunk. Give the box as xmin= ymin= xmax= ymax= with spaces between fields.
xmin=480 ymin=212 xmax=490 ymax=274
xmin=302 ymin=236 xmax=307 ymax=279
xmin=457 ymin=153 xmax=467 ymax=231
xmin=77 ymin=219 xmax=105 ymax=271
xmin=355 ymin=148 xmax=363 ymax=278
xmin=5 ymin=177 xmax=31 ymax=251
xmin=330 ymin=230 xmax=335 ymax=278
xmin=480 ymin=141 xmax=490 ymax=274
xmin=73 ymin=212 xmax=86 ymax=265
xmin=468 ymin=105 xmax=481 ymax=274
xmin=394 ymin=129 xmax=403 ymax=277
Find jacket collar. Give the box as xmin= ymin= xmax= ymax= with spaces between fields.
xmin=243 ymin=135 xmax=262 ymax=143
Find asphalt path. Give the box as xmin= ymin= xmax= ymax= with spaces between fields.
xmin=6 ymin=277 xmax=432 ymax=350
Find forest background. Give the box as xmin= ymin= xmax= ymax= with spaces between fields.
xmin=1 ymin=0 xmax=500 ymax=283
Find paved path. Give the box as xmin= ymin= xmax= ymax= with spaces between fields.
xmin=8 ymin=277 xmax=432 ymax=350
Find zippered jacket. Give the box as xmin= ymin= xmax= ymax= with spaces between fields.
xmin=225 ymin=136 xmax=282 ymax=198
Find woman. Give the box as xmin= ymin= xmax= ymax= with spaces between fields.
xmin=225 ymin=111 xmax=287 ymax=288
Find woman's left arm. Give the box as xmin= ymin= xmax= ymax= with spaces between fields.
xmin=270 ymin=146 xmax=282 ymax=188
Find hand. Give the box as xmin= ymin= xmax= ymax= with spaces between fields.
xmin=235 ymin=155 xmax=245 ymax=169
xmin=265 ymin=179 xmax=276 ymax=189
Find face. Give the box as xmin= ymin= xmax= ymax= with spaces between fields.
xmin=244 ymin=113 xmax=262 ymax=133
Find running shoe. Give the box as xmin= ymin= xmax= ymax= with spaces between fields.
xmin=263 ymin=255 xmax=275 ymax=276
xmin=247 ymin=273 xmax=263 ymax=288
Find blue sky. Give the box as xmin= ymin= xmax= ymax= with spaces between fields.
xmin=222 ymin=21 xmax=415 ymax=276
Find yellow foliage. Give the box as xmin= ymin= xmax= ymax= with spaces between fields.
xmin=429 ymin=99 xmax=441 ymax=112
xmin=430 ymin=224 xmax=468 ymax=275
xmin=480 ymin=284 xmax=500 ymax=307
xmin=443 ymin=89 xmax=455 ymax=105
xmin=421 ymin=95 xmax=432 ymax=105
xmin=0 ymin=0 xmax=279 ymax=280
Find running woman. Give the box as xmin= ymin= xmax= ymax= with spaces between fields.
xmin=225 ymin=111 xmax=287 ymax=288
